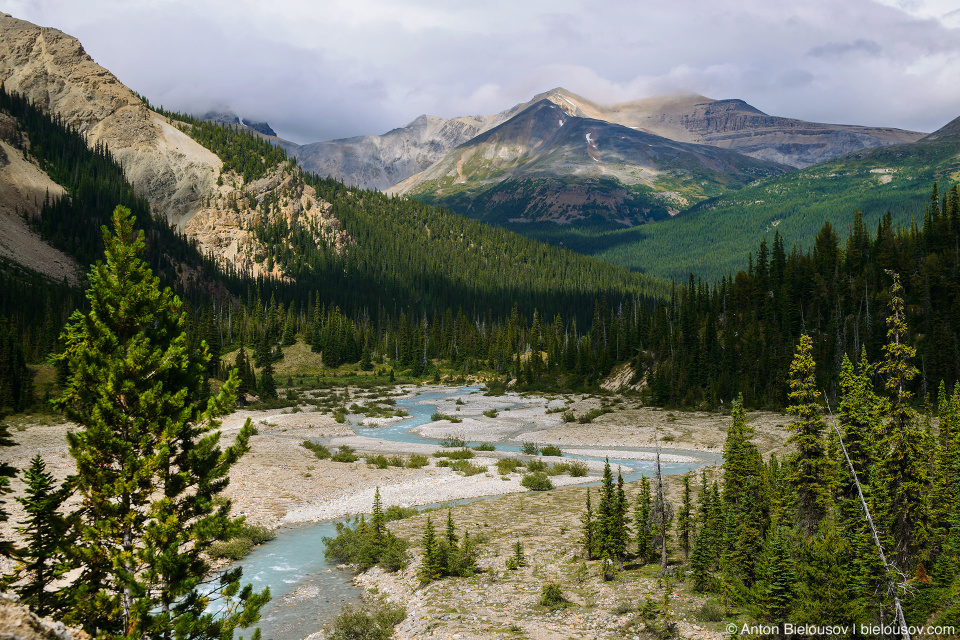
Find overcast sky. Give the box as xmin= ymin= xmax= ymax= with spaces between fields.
xmin=3 ymin=0 xmax=959 ymax=144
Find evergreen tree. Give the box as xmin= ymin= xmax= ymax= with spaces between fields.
xmin=258 ymin=358 xmax=277 ymax=400
xmin=11 ymin=454 xmax=68 ymax=617
xmin=635 ymin=477 xmax=652 ymax=562
xmin=53 ymin=207 xmax=268 ymax=638
xmin=581 ymin=488 xmax=596 ymax=559
xmin=760 ymin=525 xmax=795 ymax=625
xmin=877 ymin=272 xmax=930 ymax=570
xmin=371 ymin=487 xmax=385 ymax=546
xmin=785 ymin=335 xmax=830 ymax=536
xmin=0 ymin=417 xmax=16 ymax=559
xmin=418 ymin=516 xmax=440 ymax=581
xmin=678 ymin=475 xmax=693 ymax=561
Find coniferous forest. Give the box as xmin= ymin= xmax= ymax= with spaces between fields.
xmin=1 ymin=83 xmax=959 ymax=636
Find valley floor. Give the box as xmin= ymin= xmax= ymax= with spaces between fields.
xmin=0 ymin=385 xmax=793 ymax=638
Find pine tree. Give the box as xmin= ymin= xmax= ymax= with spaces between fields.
xmin=11 ymin=454 xmax=68 ymax=617
xmin=371 ymin=487 xmax=386 ymax=546
xmin=678 ymin=475 xmax=693 ymax=561
xmin=53 ymin=206 xmax=268 ymax=638
xmin=581 ymin=488 xmax=595 ymax=559
xmin=0 ymin=417 xmax=17 ymax=559
xmin=635 ymin=477 xmax=652 ymax=562
xmin=418 ymin=516 xmax=441 ymax=581
xmin=877 ymin=272 xmax=930 ymax=570
xmin=258 ymin=357 xmax=277 ymax=399
xmin=785 ymin=335 xmax=830 ymax=536
xmin=760 ymin=525 xmax=795 ymax=624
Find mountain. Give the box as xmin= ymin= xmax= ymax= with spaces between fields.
xmin=202 ymin=110 xmax=278 ymax=137
xmin=553 ymin=111 xmax=960 ymax=281
xmin=287 ymin=87 xmax=923 ymax=192
xmin=0 ymin=13 xmax=222 ymax=228
xmin=541 ymin=89 xmax=924 ymax=168
xmin=389 ymin=99 xmax=791 ymax=226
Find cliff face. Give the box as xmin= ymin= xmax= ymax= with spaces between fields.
xmin=0 ymin=12 xmax=221 ymax=227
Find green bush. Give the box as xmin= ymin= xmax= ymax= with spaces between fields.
xmin=366 ymin=454 xmax=391 ymax=469
xmin=333 ymin=408 xmax=347 ymax=423
xmin=483 ymin=380 xmax=506 ymax=396
xmin=332 ymin=445 xmax=359 ymax=463
xmin=431 ymin=412 xmax=462 ymax=423
xmin=566 ymin=460 xmax=589 ymax=477
xmin=521 ymin=471 xmax=553 ymax=491
xmin=387 ymin=455 xmax=405 ymax=467
xmin=301 ymin=440 xmax=331 ymax=459
xmin=539 ymin=445 xmax=563 ymax=457
xmin=578 ymin=408 xmax=605 ymax=424
xmin=695 ymin=599 xmax=724 ymax=622
xmin=323 ymin=516 xmax=408 ymax=572
xmin=521 ymin=442 xmax=540 ymax=455
xmin=433 ymin=448 xmax=474 ymax=460
xmin=327 ymin=600 xmax=406 ymax=640
xmin=438 ymin=435 xmax=466 ymax=447
xmin=482 ymin=409 xmax=498 ymax=418
xmin=450 ymin=460 xmax=486 ymax=476
xmin=472 ymin=442 xmax=496 ymax=451
xmin=406 ymin=454 xmax=429 ymax=469
xmin=384 ymin=505 xmax=418 ymax=521
xmin=526 ymin=458 xmax=548 ymax=472
xmin=496 ymin=458 xmax=523 ymax=475
xmin=207 ymin=521 xmax=276 ymax=560
xmin=539 ymin=583 xmax=568 ymax=609
xmin=562 ymin=410 xmax=576 ymax=422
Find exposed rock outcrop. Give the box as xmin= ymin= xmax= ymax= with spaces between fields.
xmin=0 ymin=12 xmax=221 ymax=227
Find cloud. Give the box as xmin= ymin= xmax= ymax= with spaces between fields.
xmin=2 ymin=0 xmax=959 ymax=141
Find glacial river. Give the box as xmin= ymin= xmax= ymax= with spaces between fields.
xmin=227 ymin=386 xmax=718 ymax=640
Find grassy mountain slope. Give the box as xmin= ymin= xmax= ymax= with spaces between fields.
xmin=522 ymin=117 xmax=960 ymax=281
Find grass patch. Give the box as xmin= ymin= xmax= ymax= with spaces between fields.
xmin=365 ymin=454 xmax=405 ymax=469
xmin=525 ymin=458 xmax=547 ymax=472
xmin=472 ymin=442 xmax=496 ymax=451
xmin=450 ymin=460 xmax=486 ymax=476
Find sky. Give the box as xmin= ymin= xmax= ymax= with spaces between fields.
xmin=3 ymin=0 xmax=960 ymax=144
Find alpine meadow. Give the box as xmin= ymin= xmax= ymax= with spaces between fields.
xmin=0 ymin=7 xmax=959 ymax=640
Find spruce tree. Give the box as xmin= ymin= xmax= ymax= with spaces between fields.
xmin=371 ymin=487 xmax=386 ymax=546
xmin=877 ymin=272 xmax=930 ymax=569
xmin=678 ymin=475 xmax=693 ymax=560
xmin=258 ymin=357 xmax=277 ymax=400
xmin=418 ymin=516 xmax=440 ymax=581
xmin=12 ymin=454 xmax=68 ymax=617
xmin=0 ymin=417 xmax=16 ymax=559
xmin=785 ymin=336 xmax=830 ymax=536
xmin=581 ymin=488 xmax=595 ymax=559
xmin=53 ymin=206 xmax=268 ymax=638
xmin=635 ymin=477 xmax=652 ymax=562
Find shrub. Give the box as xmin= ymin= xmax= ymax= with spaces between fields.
xmin=483 ymin=380 xmax=506 ymax=396
xmin=387 ymin=455 xmax=405 ymax=467
xmin=520 ymin=442 xmax=540 ymax=455
xmin=431 ymin=413 xmax=461 ymax=423
xmin=521 ymin=471 xmax=553 ymax=491
xmin=323 ymin=515 xmax=408 ymax=572
xmin=472 ymin=442 xmax=496 ymax=451
xmin=539 ymin=445 xmax=563 ymax=457
xmin=433 ymin=448 xmax=474 ymax=460
xmin=612 ymin=598 xmax=635 ymax=615
xmin=482 ymin=409 xmax=498 ymax=418
xmin=539 ymin=583 xmax=568 ymax=609
xmin=406 ymin=454 xmax=429 ymax=469
xmin=331 ymin=445 xmax=359 ymax=463
xmin=438 ymin=435 xmax=466 ymax=448
xmin=207 ymin=521 xmax=276 ymax=560
xmin=301 ymin=440 xmax=331 ymax=459
xmin=451 ymin=460 xmax=486 ymax=476
xmin=496 ymin=458 xmax=522 ymax=475
xmin=695 ymin=599 xmax=725 ymax=622
xmin=384 ymin=505 xmax=418 ymax=521
xmin=366 ymin=454 xmax=391 ymax=469
xmin=578 ymin=408 xmax=605 ymax=424
xmin=566 ymin=460 xmax=589 ymax=477
xmin=327 ymin=600 xmax=406 ymax=640
xmin=545 ymin=463 xmax=567 ymax=476
xmin=562 ymin=410 xmax=576 ymax=422
xmin=505 ymin=540 xmax=526 ymax=570
xmin=525 ymin=458 xmax=548 ymax=472
xmin=333 ymin=408 xmax=347 ymax=423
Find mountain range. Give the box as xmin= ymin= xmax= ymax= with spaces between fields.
xmin=1 ymin=11 xmax=957 ymax=286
